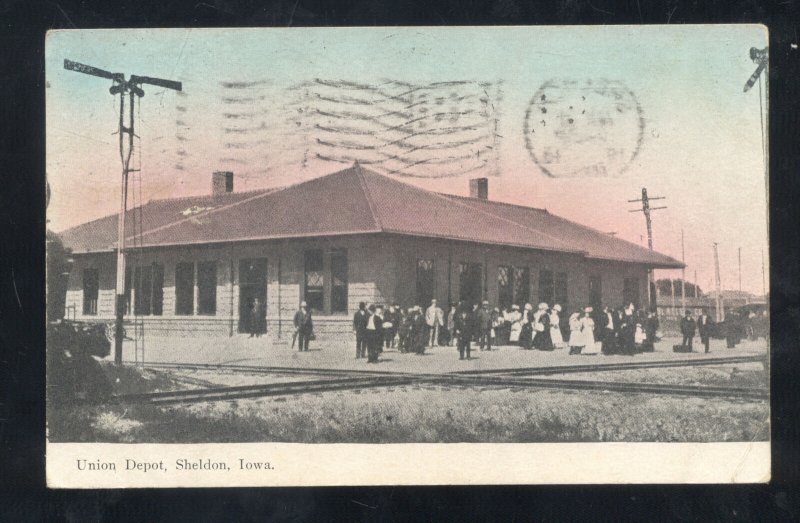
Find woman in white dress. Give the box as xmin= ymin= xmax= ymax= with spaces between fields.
xmin=507 ymin=304 xmax=522 ymax=344
xmin=568 ymin=312 xmax=583 ymax=354
xmin=550 ymin=304 xmax=564 ymax=348
xmin=580 ymin=307 xmax=598 ymax=355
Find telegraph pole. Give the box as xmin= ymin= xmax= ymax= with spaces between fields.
xmin=738 ymin=247 xmax=742 ymax=293
xmin=64 ymin=59 xmax=182 ymax=365
xmin=681 ymin=229 xmax=686 ymax=310
xmin=713 ymin=242 xmax=723 ymax=322
xmin=629 ymin=187 xmax=667 ymax=308
xmin=761 ymin=248 xmax=766 ymax=297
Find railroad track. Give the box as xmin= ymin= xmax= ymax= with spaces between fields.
xmin=102 ymin=368 xmax=768 ymax=405
xmin=142 ymin=361 xmax=401 ymax=378
xmin=454 ymin=354 xmax=767 ymax=377
xmin=422 ymin=374 xmax=768 ymax=401
xmin=141 ymin=354 xmax=766 ymax=380
xmin=106 ymin=375 xmax=415 ymax=406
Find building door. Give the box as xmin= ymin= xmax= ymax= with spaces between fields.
xmin=589 ymin=276 xmax=602 ymax=310
xmin=459 ymin=262 xmax=483 ymax=308
xmin=239 ymin=258 xmax=267 ymax=333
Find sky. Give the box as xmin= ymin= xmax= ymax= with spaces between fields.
xmin=45 ymin=26 xmax=769 ymax=295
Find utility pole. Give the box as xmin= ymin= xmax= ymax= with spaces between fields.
xmin=681 ymin=229 xmax=686 ymax=310
xmin=64 ymin=59 xmax=182 ymax=365
xmin=670 ymin=277 xmax=675 ymax=313
xmin=629 ymin=187 xmax=667 ymax=308
xmin=713 ymin=242 xmax=723 ymax=322
xmin=744 ymin=46 xmax=769 ymax=180
xmin=738 ymin=247 xmax=742 ymax=293
xmin=694 ymin=269 xmax=698 ymax=297
xmin=761 ymin=248 xmax=767 ymax=298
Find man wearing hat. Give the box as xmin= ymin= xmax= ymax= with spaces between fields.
xmin=365 ymin=304 xmax=384 ymax=363
xmin=353 ymin=301 xmax=369 ymax=359
xmin=454 ymin=302 xmax=475 ymax=360
xmin=425 ymin=299 xmax=444 ymax=347
xmin=412 ymin=305 xmax=428 ymax=354
xmin=475 ymin=300 xmax=494 ymax=351
xmin=680 ymin=309 xmax=697 ymax=351
xmin=697 ymin=309 xmax=713 ymax=353
xmin=293 ymin=301 xmax=314 ymax=352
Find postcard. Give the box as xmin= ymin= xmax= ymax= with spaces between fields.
xmin=45 ymin=25 xmax=769 ymax=487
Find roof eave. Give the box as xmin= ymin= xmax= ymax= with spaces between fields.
xmin=586 ymin=255 xmax=685 ymax=269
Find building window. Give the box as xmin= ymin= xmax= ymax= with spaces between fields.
xmin=175 ymin=262 xmax=194 ymax=315
xmin=197 ymin=261 xmax=217 ymax=315
xmin=497 ymin=265 xmax=513 ymax=309
xmin=82 ymin=268 xmax=99 ymax=315
xmin=459 ymin=262 xmax=483 ymax=307
xmin=623 ymin=278 xmax=640 ymax=309
xmin=304 ymin=249 xmax=324 ymax=312
xmin=589 ymin=276 xmax=602 ymax=309
xmin=133 ymin=264 xmax=164 ymax=316
xmin=330 ymin=249 xmax=348 ymax=313
xmin=416 ymin=259 xmax=435 ymax=307
xmin=538 ymin=270 xmax=554 ymax=305
xmin=555 ymin=272 xmax=568 ymax=306
xmin=513 ymin=267 xmax=530 ymax=307
xmin=538 ymin=270 xmax=567 ymax=306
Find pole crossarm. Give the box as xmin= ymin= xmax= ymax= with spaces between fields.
xmin=64 ymin=57 xmax=181 ymax=365
xmin=743 ymin=47 xmax=768 ymax=93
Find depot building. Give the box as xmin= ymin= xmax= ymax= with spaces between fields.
xmin=59 ymin=163 xmax=683 ymax=339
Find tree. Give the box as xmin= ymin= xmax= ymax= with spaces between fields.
xmin=656 ymin=278 xmax=703 ymax=298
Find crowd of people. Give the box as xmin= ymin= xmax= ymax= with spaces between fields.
xmin=283 ymin=298 xmax=758 ymax=363
xmin=347 ymin=299 xmax=671 ymax=362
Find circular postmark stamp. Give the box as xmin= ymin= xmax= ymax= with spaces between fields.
xmin=523 ymin=79 xmax=644 ymax=178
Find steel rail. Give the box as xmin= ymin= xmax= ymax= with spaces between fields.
xmin=101 ymin=369 xmax=767 ymax=406
xmin=140 ymin=354 xmax=766 ymax=380
xmin=419 ymin=374 xmax=769 ymax=401
xmin=453 ymin=354 xmax=766 ymax=376
xmin=105 ymin=375 xmax=414 ymax=406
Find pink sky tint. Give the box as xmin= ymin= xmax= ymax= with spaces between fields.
xmin=46 ymin=26 xmax=769 ymax=295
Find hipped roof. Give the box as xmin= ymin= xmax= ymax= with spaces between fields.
xmin=59 ymin=164 xmax=684 ymax=269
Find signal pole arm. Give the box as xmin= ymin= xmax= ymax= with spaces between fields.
xmin=64 ymin=58 xmax=181 ymax=365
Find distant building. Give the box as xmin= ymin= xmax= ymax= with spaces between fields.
xmin=58 ymin=164 xmax=683 ymax=339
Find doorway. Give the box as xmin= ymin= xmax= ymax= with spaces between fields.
xmin=459 ymin=262 xmax=483 ymax=308
xmin=238 ymin=258 xmax=267 ymax=334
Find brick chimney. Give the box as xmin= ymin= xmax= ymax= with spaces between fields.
xmin=212 ymin=171 xmax=234 ymax=196
xmin=469 ymin=177 xmax=488 ymax=200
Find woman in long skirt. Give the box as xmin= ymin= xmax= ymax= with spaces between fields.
xmin=532 ymin=303 xmax=549 ymax=349
xmin=550 ymin=304 xmax=564 ymax=349
xmin=508 ymin=305 xmax=522 ymax=344
xmin=580 ymin=308 xmax=599 ymax=355
xmin=520 ymin=304 xmax=534 ymax=349
xmin=568 ymin=312 xmax=583 ymax=354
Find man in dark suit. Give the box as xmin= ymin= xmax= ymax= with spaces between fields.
xmin=680 ymin=309 xmax=697 ymax=351
xmin=697 ymin=309 xmax=713 ymax=353
xmin=293 ymin=301 xmax=313 ymax=352
xmin=599 ymin=306 xmax=616 ymax=354
xmin=353 ymin=301 xmax=368 ymax=359
xmin=384 ymin=304 xmax=400 ymax=349
xmin=454 ymin=304 xmax=475 ymax=360
xmin=475 ymin=300 xmax=493 ymax=351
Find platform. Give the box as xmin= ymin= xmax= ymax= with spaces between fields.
xmin=114 ymin=334 xmax=768 ymax=375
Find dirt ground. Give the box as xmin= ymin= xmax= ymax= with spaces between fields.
xmin=47 ymin=361 xmax=770 ymax=444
